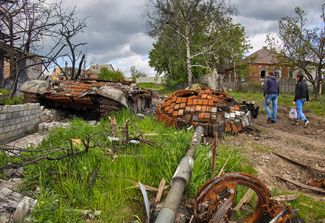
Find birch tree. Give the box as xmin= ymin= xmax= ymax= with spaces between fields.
xmin=147 ymin=0 xmax=237 ymax=87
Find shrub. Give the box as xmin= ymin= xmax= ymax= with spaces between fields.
xmin=97 ymin=67 xmax=125 ymax=81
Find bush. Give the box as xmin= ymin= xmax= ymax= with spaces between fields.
xmin=0 ymin=96 xmax=24 ymax=105
xmin=97 ymin=67 xmax=125 ymax=81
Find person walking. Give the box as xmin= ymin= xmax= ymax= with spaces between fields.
xmin=263 ymin=72 xmax=279 ymax=123
xmin=294 ymin=73 xmax=309 ymax=126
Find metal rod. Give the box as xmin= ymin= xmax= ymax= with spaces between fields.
xmin=155 ymin=126 xmax=204 ymax=223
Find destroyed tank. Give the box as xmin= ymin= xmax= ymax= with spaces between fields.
xmin=156 ymin=88 xmax=259 ymax=135
xmin=20 ymin=79 xmax=152 ymax=117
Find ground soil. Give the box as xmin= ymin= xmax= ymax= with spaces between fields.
xmin=222 ymin=105 xmax=325 ymax=200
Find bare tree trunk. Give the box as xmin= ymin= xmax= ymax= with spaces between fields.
xmin=75 ymin=54 xmax=85 ymax=80
xmin=185 ymin=25 xmax=192 ymax=87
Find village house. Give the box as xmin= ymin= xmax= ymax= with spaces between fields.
xmin=0 ymin=42 xmax=43 ymax=89
xmin=224 ymin=48 xmax=293 ymax=83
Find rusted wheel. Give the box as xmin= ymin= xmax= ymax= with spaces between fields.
xmin=194 ymin=172 xmax=282 ymax=223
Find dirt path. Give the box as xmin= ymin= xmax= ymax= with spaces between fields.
xmin=223 ymin=106 xmax=325 ymax=199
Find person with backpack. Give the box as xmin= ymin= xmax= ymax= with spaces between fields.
xmin=294 ymin=73 xmax=309 ymax=126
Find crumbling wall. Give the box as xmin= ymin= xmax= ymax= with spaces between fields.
xmin=0 ymin=103 xmax=41 ymax=144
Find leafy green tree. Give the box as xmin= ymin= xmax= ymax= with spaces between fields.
xmin=147 ymin=0 xmax=250 ymax=87
xmin=130 ymin=66 xmax=147 ymax=81
xmin=267 ymin=4 xmax=325 ymax=98
xmin=97 ymin=67 xmax=125 ymax=81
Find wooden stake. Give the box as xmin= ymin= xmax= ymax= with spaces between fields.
xmin=211 ymin=133 xmax=218 ymax=174
xmin=277 ymin=176 xmax=325 ymax=194
xmin=234 ymin=188 xmax=254 ymax=212
xmin=155 ymin=178 xmax=166 ymax=204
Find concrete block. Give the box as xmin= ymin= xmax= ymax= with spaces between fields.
xmin=10 ymin=125 xmax=16 ymax=131
xmin=17 ymin=123 xmax=22 ymax=129
xmin=5 ymin=112 xmax=12 ymax=119
xmin=9 ymin=119 xmax=15 ymax=125
xmin=23 ymin=111 xmax=28 ymax=116
xmin=12 ymin=111 xmax=20 ymax=119
xmin=1 ymin=106 xmax=8 ymax=113
xmin=0 ymin=114 xmax=5 ymax=120
xmin=4 ymin=126 xmax=11 ymax=133
xmin=12 ymin=105 xmax=20 ymax=112
xmin=0 ymin=134 xmax=5 ymax=142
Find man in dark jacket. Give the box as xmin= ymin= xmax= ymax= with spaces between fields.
xmin=294 ymin=73 xmax=309 ymax=126
xmin=263 ymin=72 xmax=279 ymax=123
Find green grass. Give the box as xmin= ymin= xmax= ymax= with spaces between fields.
xmin=3 ymin=110 xmax=194 ymax=222
xmin=0 ymin=96 xmax=24 ymax=105
xmin=137 ymin=82 xmax=174 ymax=95
xmin=1 ymin=109 xmax=323 ymax=222
xmin=0 ymin=88 xmax=9 ymax=95
xmin=271 ymin=189 xmax=325 ymax=222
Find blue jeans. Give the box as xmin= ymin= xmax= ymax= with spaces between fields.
xmin=265 ymin=94 xmax=278 ymax=122
xmin=295 ymin=99 xmax=307 ymax=122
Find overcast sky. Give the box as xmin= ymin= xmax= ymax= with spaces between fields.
xmin=57 ymin=0 xmax=324 ymax=76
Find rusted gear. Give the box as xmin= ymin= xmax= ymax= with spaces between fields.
xmin=194 ymin=172 xmax=293 ymax=223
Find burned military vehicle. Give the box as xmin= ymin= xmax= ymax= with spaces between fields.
xmin=156 ymin=89 xmax=259 ymax=135
xmin=20 ymin=79 xmax=152 ymax=118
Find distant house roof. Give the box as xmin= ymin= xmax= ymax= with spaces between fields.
xmin=244 ymin=48 xmax=279 ymax=65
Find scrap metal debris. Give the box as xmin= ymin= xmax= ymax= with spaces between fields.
xmin=20 ymin=79 xmax=153 ymax=117
xmin=156 ymin=89 xmax=259 ymax=135
xmin=194 ymin=172 xmax=302 ymax=223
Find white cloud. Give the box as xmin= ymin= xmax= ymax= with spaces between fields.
xmin=111 ymin=54 xmax=155 ymax=77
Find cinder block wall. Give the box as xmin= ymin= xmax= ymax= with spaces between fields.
xmin=0 ymin=103 xmax=41 ymax=145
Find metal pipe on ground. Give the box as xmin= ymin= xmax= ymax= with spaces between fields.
xmin=155 ymin=126 xmax=205 ymax=223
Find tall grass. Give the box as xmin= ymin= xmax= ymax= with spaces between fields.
xmin=15 ymin=111 xmax=194 ymax=222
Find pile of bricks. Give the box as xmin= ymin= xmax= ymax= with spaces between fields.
xmin=0 ymin=103 xmax=41 ymax=144
xmin=156 ymin=89 xmax=253 ymax=135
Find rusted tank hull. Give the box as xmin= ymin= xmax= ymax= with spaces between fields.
xmin=21 ymin=79 xmax=152 ymax=117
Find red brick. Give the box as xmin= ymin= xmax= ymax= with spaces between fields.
xmin=164 ymin=106 xmax=170 ymax=112
xmin=171 ymin=97 xmax=177 ymax=102
xmin=193 ymin=99 xmax=198 ymax=104
xmin=176 ymin=98 xmax=182 ymax=103
xmin=206 ymin=106 xmax=212 ymax=112
xmin=172 ymin=111 xmax=178 ymax=117
xmin=178 ymin=109 xmax=184 ymax=116
xmin=205 ymin=113 xmax=211 ymax=119
xmin=203 ymin=100 xmax=208 ymax=105
xmin=168 ymin=108 xmax=174 ymax=114
xmin=202 ymin=106 xmax=207 ymax=112
xmin=191 ymin=106 xmax=196 ymax=112
xmin=202 ymin=94 xmax=208 ymax=99
xmin=188 ymin=98 xmax=193 ymax=105
xmin=175 ymin=104 xmax=180 ymax=110
xmin=185 ymin=106 xmax=191 ymax=112
xmin=196 ymin=105 xmax=202 ymax=112
xmin=181 ymin=98 xmax=187 ymax=103
xmin=198 ymin=99 xmax=203 ymax=105
xmin=208 ymin=100 xmax=214 ymax=106
xmin=170 ymin=103 xmax=175 ymax=108
xmin=180 ymin=103 xmax=186 ymax=108
xmin=198 ymin=113 xmax=205 ymax=120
